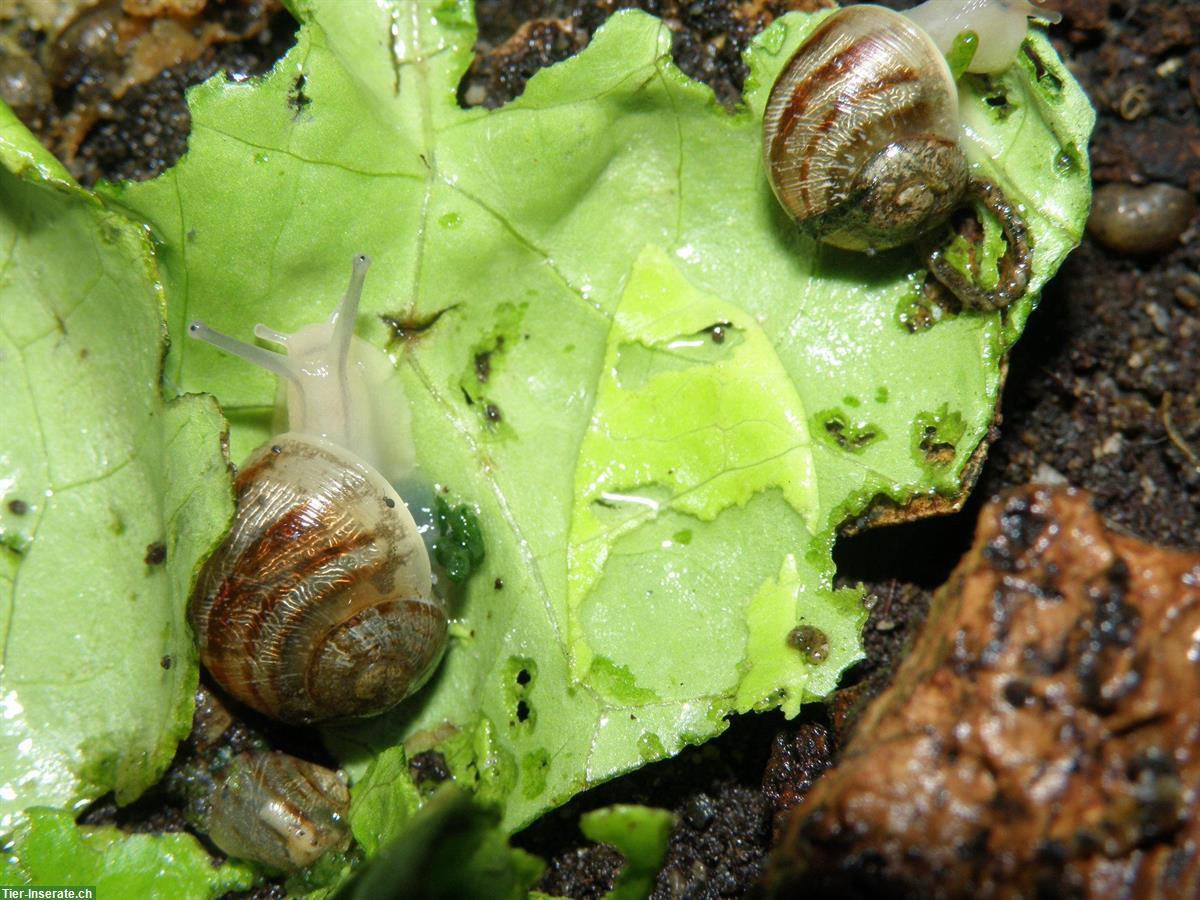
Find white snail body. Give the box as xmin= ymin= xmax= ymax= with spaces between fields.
xmin=904 ymin=0 xmax=1061 ymax=74
xmin=763 ymin=1 xmax=1057 ymax=308
xmin=188 ymin=255 xmax=446 ymax=725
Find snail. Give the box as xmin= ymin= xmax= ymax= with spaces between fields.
xmin=187 ymin=255 xmax=447 ymax=725
xmin=168 ymin=687 xmax=356 ymax=872
xmin=206 ymin=750 xmax=352 ymax=873
xmin=762 ymin=0 xmax=1060 ymax=310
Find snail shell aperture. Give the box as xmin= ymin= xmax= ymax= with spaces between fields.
xmin=188 ymin=256 xmax=447 ymax=724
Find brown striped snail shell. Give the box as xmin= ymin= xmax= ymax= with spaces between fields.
xmin=189 ymin=434 xmax=445 ymax=724
xmin=764 ymin=4 xmax=968 ymax=254
xmin=763 ymin=3 xmax=1039 ymax=310
xmin=206 ymin=750 xmax=351 ymax=872
xmin=188 ymin=255 xmax=447 ymax=725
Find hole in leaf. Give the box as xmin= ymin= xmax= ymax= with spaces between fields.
xmin=816 ymin=410 xmax=883 ymax=453
xmin=912 ymin=406 xmax=967 ymax=469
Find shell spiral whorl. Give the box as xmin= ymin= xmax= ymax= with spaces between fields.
xmin=764 ymin=5 xmax=968 ymax=252
xmin=190 ymin=433 xmax=446 ymax=725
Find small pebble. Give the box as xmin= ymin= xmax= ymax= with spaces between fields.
xmin=1087 ymin=183 xmax=1196 ymax=256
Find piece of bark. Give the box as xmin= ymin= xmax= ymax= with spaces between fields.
xmin=766 ymin=485 xmax=1200 ymax=899
xmin=761 ymin=722 xmax=833 ymax=842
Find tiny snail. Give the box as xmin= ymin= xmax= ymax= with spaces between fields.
xmin=170 ymin=687 xmax=353 ymax=873
xmin=763 ymin=0 xmax=1060 ymax=310
xmin=207 ymin=751 xmax=351 ymax=873
xmin=188 ymin=255 xmax=447 ymax=725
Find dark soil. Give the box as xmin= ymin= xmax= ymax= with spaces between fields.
xmin=8 ymin=1 xmax=1197 ymax=898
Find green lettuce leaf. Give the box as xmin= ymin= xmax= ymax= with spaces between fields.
xmin=337 ymin=787 xmax=543 ymax=900
xmin=0 ymin=808 xmax=253 ymax=898
xmin=348 ymin=746 xmax=422 ymax=857
xmin=0 ymin=106 xmax=231 ymax=830
xmin=580 ymin=804 xmax=674 ymax=900
xmin=96 ymin=0 xmax=1092 ymax=836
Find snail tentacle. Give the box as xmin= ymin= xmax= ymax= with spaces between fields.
xmin=188 ymin=320 xmax=303 ymax=386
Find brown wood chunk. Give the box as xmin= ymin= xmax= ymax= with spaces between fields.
xmin=767 ymin=485 xmax=1200 ymax=898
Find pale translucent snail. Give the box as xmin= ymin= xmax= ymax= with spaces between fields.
xmin=188 ymin=255 xmax=447 ymax=725
xmin=905 ymin=0 xmax=1061 ymax=74
xmin=207 ymin=751 xmax=351 ymax=873
xmin=763 ymin=0 xmax=1059 ymax=310
xmin=202 ymin=748 xmax=348 ymax=878
xmin=172 ymin=687 xmax=353 ymax=873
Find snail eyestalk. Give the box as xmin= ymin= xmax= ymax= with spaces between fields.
xmin=188 ymin=320 xmax=302 ymax=386
xmin=189 ymin=255 xmax=405 ymax=469
xmin=332 ymin=254 xmax=371 ymax=390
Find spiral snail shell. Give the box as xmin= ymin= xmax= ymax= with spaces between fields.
xmin=763 ymin=1 xmax=1056 ymax=310
xmin=764 ymin=5 xmax=968 ymax=254
xmin=188 ymin=255 xmax=447 ymax=725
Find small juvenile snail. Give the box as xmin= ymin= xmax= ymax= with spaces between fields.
xmin=188 ymin=255 xmax=447 ymax=725
xmin=207 ymin=751 xmax=351 ymax=872
xmin=170 ymin=687 xmax=354 ymax=872
xmin=763 ymin=1 xmax=1059 ymax=310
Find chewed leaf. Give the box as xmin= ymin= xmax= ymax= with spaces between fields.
xmin=579 ymin=804 xmax=674 ymax=900
xmin=736 ymin=555 xmax=865 ymax=718
xmin=98 ymin=0 xmax=1093 ymax=837
xmin=569 ymin=244 xmax=820 ymax=692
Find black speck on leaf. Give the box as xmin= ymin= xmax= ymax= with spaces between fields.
xmin=288 ymin=73 xmax=311 ymax=115
xmin=475 ymin=351 xmax=492 ymax=383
